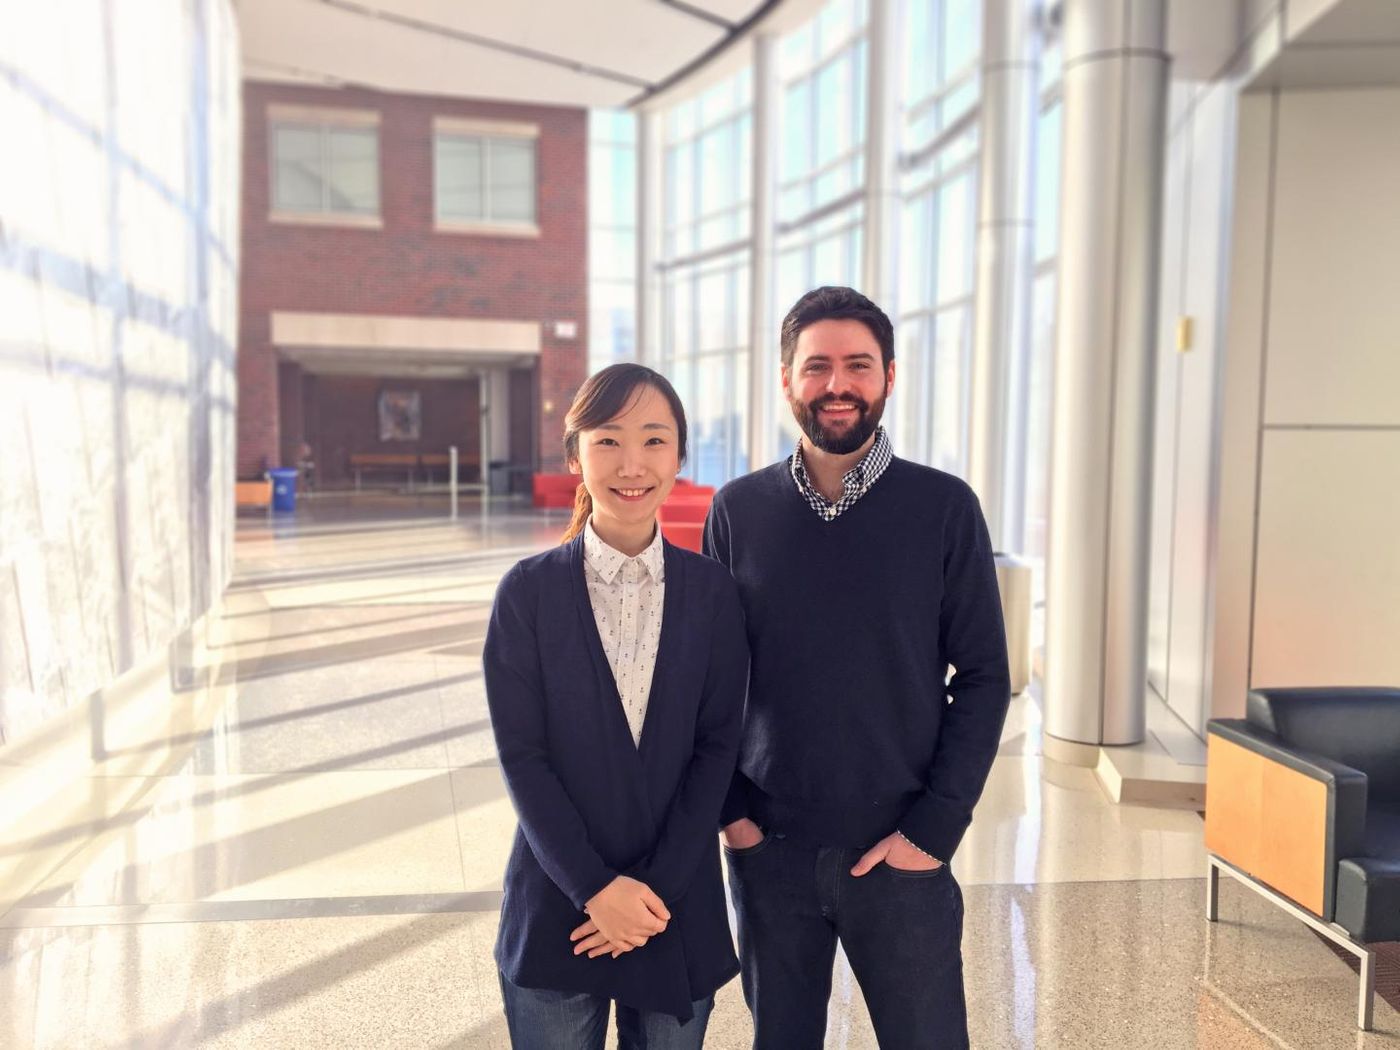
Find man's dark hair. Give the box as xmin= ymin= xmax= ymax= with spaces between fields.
xmin=779 ymin=286 xmax=895 ymax=370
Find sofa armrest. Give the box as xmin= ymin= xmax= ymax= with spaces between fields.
xmin=1206 ymin=718 xmax=1368 ymax=921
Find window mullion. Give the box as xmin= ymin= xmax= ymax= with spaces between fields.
xmin=319 ymin=124 xmax=330 ymax=213
xmin=482 ymin=137 xmax=492 ymax=222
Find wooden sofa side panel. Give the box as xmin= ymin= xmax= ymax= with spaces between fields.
xmin=1205 ymin=734 xmax=1329 ymax=915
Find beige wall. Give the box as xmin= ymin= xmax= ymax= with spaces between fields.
xmin=1209 ymin=84 xmax=1400 ymax=717
xmin=1148 ymin=1 xmax=1400 ymax=733
xmin=1147 ymin=76 xmax=1239 ymax=737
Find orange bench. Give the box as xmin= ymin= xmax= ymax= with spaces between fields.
xmin=234 ymin=479 xmax=272 ymax=509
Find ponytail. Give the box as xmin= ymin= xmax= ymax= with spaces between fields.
xmin=561 ymin=483 xmax=592 ymax=544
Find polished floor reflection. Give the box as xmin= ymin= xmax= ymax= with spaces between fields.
xmin=1 ymin=497 xmax=1395 ymax=1048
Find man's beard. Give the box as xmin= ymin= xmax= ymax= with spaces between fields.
xmin=790 ymin=391 xmax=887 ymax=455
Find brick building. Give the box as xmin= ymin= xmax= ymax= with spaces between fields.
xmin=237 ymin=81 xmax=589 ymax=485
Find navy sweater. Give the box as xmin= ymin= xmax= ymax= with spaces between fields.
xmin=483 ymin=534 xmax=749 ymax=1021
xmin=703 ymin=457 xmax=1010 ymax=862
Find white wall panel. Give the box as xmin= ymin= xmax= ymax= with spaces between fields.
xmin=1147 ymin=81 xmax=1192 ymax=703
xmin=1252 ymin=429 xmax=1400 ymax=686
xmin=1208 ymin=92 xmax=1275 ymax=721
xmin=1266 ymin=89 xmax=1400 ymax=426
xmin=1164 ymin=82 xmax=1236 ymax=736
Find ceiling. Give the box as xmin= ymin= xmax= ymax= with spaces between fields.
xmin=235 ymin=0 xmax=778 ymax=109
xmin=1252 ymin=0 xmax=1400 ymax=89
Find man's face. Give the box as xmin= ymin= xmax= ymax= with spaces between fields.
xmin=783 ymin=318 xmax=895 ymax=455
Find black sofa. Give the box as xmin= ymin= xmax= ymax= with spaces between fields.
xmin=1205 ymin=686 xmax=1400 ymax=1030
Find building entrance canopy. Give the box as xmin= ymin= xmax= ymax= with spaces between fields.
xmin=272 ymin=311 xmax=540 ymax=379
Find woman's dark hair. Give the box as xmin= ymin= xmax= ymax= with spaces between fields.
xmin=560 ymin=364 xmax=688 ymax=544
xmin=779 ymin=286 xmax=895 ymax=370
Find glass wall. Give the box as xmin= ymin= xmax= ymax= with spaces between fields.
xmin=638 ymin=0 xmax=1064 ymax=528
xmin=769 ymin=0 xmax=871 ymax=453
xmin=777 ymin=1 xmax=868 ymax=223
xmin=1018 ymin=44 xmax=1063 ymax=608
xmin=890 ymin=0 xmax=981 ymax=475
xmin=588 ymin=110 xmax=638 ymax=373
xmin=657 ymin=69 xmax=753 ymax=484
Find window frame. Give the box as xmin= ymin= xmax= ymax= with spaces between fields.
xmin=432 ymin=117 xmax=541 ymax=237
xmin=267 ymin=104 xmax=382 ymax=228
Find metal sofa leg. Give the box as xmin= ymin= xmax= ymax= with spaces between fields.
xmin=1360 ymin=947 xmax=1376 ymax=1031
xmin=1210 ymin=854 xmax=1377 ymax=1030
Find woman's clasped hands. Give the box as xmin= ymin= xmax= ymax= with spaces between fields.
xmin=570 ymin=876 xmax=671 ymax=959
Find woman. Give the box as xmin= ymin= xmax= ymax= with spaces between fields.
xmin=484 ymin=364 xmax=749 ymax=1049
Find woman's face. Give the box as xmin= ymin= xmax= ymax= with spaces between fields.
xmin=570 ymin=384 xmax=680 ymax=534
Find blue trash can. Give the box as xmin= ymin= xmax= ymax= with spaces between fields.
xmin=268 ymin=468 xmax=299 ymax=513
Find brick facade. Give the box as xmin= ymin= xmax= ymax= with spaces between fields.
xmin=238 ymin=81 xmax=589 ymax=477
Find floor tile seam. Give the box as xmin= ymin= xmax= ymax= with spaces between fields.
xmin=963 ymin=874 xmax=1209 ymax=889
xmin=228 ymin=549 xmax=539 ymax=591
xmin=0 ymin=891 xmax=506 ymax=929
xmin=445 ymin=773 xmax=473 ymax=894
xmin=0 ymin=876 xmax=1210 ymax=930
xmin=0 ymin=873 xmax=1204 ymax=935
xmin=440 ymin=673 xmax=474 ymax=895
xmin=68 ymin=767 xmax=478 ymax=785
xmin=234 ymin=516 xmax=524 ymax=541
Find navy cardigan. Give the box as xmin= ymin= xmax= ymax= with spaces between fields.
xmin=483 ymin=533 xmax=749 ymax=1021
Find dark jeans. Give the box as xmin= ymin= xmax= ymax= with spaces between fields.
xmin=725 ymin=832 xmax=968 ymax=1050
xmin=498 ymin=972 xmax=714 ymax=1050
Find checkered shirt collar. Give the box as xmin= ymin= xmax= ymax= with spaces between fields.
xmin=789 ymin=426 xmax=893 ymax=522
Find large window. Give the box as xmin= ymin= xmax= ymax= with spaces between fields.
xmin=892 ymin=0 xmax=982 ymax=477
xmin=902 ymin=0 xmax=980 ymax=153
xmin=664 ymin=71 xmax=752 ymax=257
xmin=775 ymin=199 xmax=864 ymax=452
xmin=1018 ymin=49 xmax=1064 ymax=609
xmin=893 ymin=129 xmax=978 ymax=476
xmin=659 ymin=67 xmax=753 ymax=485
xmin=270 ymin=109 xmax=379 ymax=219
xmin=434 ymin=120 xmax=538 ymax=230
xmin=589 ymin=110 xmax=638 ymax=372
xmin=778 ymin=0 xmax=868 ymax=223
xmin=665 ymin=258 xmax=751 ymax=484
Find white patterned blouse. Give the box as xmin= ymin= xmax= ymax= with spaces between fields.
xmin=582 ymin=518 xmax=665 ymax=747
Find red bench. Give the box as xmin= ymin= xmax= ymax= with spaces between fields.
xmin=532 ymin=474 xmax=717 ymax=554
xmin=659 ymin=484 xmax=715 ymax=552
xmin=533 ymin=474 xmax=580 ymax=509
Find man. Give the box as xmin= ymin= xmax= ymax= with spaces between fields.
xmin=703 ymin=286 xmax=1011 ymax=1049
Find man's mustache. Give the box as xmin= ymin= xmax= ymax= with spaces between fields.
xmin=808 ymin=393 xmax=870 ymax=413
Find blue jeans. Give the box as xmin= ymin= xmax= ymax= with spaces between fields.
xmin=498 ymin=973 xmax=714 ymax=1050
xmin=725 ymin=832 xmax=968 ymax=1050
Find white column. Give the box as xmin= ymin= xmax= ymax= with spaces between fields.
xmin=748 ymin=31 xmax=780 ymax=472
xmin=488 ymin=368 xmax=510 ymax=463
xmin=860 ymin=0 xmax=902 ymax=313
xmin=968 ymin=0 xmax=1040 ymax=552
xmin=1044 ymin=0 xmax=1168 ymax=749
xmin=636 ymin=109 xmax=665 ymax=367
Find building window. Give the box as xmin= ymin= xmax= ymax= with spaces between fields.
xmin=270 ymin=110 xmax=380 ymax=221
xmin=434 ymin=120 xmax=538 ymax=232
xmin=589 ymin=109 xmax=638 ymax=373
xmin=777 ymin=0 xmax=868 ymax=225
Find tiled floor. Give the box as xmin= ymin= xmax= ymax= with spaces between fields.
xmin=2 ymin=496 xmax=1396 ymax=1048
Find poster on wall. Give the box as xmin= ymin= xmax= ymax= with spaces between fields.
xmin=378 ymin=390 xmax=421 ymax=442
